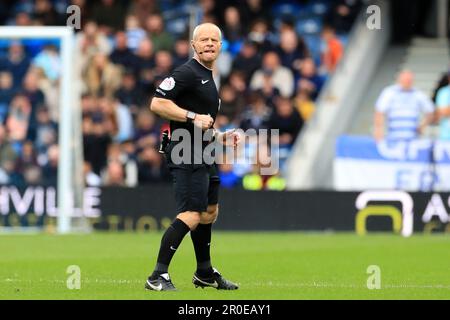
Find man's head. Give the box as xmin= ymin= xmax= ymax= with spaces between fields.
xmin=321 ymin=25 xmax=336 ymax=42
xmin=146 ymin=14 xmax=164 ymax=34
xmin=191 ymin=23 xmax=222 ymax=66
xmin=137 ymin=38 xmax=153 ymax=58
xmin=262 ymin=51 xmax=281 ymax=72
xmin=115 ymin=31 xmax=128 ymax=50
xmin=397 ymin=70 xmax=414 ymax=90
xmin=280 ymin=29 xmax=298 ymax=53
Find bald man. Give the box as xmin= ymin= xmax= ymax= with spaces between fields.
xmin=146 ymin=23 xmax=240 ymax=291
xmin=374 ymin=70 xmax=434 ymax=141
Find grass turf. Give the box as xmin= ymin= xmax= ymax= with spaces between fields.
xmin=0 ymin=232 xmax=449 ymax=300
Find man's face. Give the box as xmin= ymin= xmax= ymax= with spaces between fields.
xmin=191 ymin=25 xmax=222 ymax=63
xmin=398 ymin=71 xmax=414 ymax=90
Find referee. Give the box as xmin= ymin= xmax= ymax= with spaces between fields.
xmin=145 ymin=23 xmax=241 ymax=291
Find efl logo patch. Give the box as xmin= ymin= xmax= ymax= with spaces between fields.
xmin=159 ymin=77 xmax=176 ymax=91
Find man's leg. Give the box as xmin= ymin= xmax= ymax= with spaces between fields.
xmin=146 ymin=165 xmax=207 ymax=291
xmin=149 ymin=211 xmax=200 ymax=280
xmin=190 ymin=167 xmax=238 ymax=290
xmin=190 ymin=204 xmax=218 ymax=277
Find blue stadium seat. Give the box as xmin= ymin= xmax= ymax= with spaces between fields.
xmin=296 ymin=17 xmax=323 ymax=36
xmin=271 ymin=2 xmax=303 ymax=17
xmin=302 ymin=34 xmax=323 ymax=63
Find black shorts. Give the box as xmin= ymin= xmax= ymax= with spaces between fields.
xmin=168 ymin=163 xmax=220 ymax=214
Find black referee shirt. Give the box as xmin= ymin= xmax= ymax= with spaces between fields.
xmin=154 ymin=58 xmax=220 ymax=138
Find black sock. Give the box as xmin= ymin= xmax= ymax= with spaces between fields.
xmin=150 ymin=218 xmax=190 ymax=279
xmin=190 ymin=223 xmax=213 ymax=277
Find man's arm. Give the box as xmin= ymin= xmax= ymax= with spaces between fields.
xmin=373 ymin=111 xmax=385 ymax=141
xmin=150 ymin=97 xmax=189 ymax=122
xmin=418 ymin=112 xmax=435 ymax=134
xmin=150 ymin=97 xmax=213 ymax=130
xmin=437 ymin=106 xmax=450 ymax=118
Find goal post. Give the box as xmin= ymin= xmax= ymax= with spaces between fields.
xmin=0 ymin=26 xmax=86 ymax=234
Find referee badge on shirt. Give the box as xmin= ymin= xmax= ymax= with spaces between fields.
xmin=159 ymin=77 xmax=176 ymax=91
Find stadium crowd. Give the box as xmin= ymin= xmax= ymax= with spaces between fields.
xmin=0 ymin=0 xmax=361 ymax=189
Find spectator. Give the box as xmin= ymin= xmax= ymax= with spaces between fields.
xmin=248 ymin=18 xmax=274 ymax=53
xmin=240 ymin=0 xmax=271 ymax=29
xmin=151 ymin=50 xmax=173 ymax=82
xmin=145 ymin=13 xmax=174 ymax=52
xmin=115 ymin=70 xmax=146 ymax=115
xmin=134 ymin=109 xmax=159 ymax=152
xmin=0 ymin=125 xmax=18 ymax=184
xmin=223 ymin=6 xmax=244 ymax=54
xmin=275 ymin=29 xmax=309 ymax=77
xmin=103 ymin=160 xmax=126 ymax=186
xmin=14 ymin=12 xmax=32 ymax=26
xmin=435 ymin=70 xmax=450 ymax=140
xmin=23 ymin=165 xmax=42 ymax=185
xmin=6 ymin=93 xmax=31 ymax=144
xmin=91 ymin=0 xmax=125 ymax=35
xmin=231 ymin=40 xmax=261 ymax=82
xmin=218 ymin=83 xmax=245 ymax=125
xmin=432 ymin=71 xmax=449 ymax=103
xmin=110 ymin=97 xmax=134 ymax=143
xmin=75 ymin=20 xmax=112 ymax=73
xmin=41 ymin=144 xmax=58 ymax=185
xmin=22 ymin=71 xmax=45 ymax=141
xmin=172 ymin=37 xmax=190 ymax=69
xmin=83 ymin=115 xmax=112 ymax=175
xmin=0 ymin=42 xmax=30 ymax=89
xmin=268 ymin=95 xmax=303 ymax=146
xmin=109 ymin=31 xmax=138 ymax=71
xmin=250 ymin=51 xmax=294 ymax=98
xmin=105 ymin=143 xmax=138 ymax=186
xmin=240 ymin=90 xmax=271 ymax=131
xmin=129 ymin=0 xmax=159 ymax=30
xmin=14 ymin=140 xmax=38 ymax=176
xmin=83 ymin=52 xmax=122 ymax=98
xmin=228 ymin=70 xmax=248 ymax=98
xmin=0 ymin=72 xmax=15 ymax=122
xmin=134 ymin=38 xmax=155 ymax=91
xmin=125 ymin=14 xmax=147 ymax=52
xmin=34 ymin=106 xmax=57 ymax=156
xmin=374 ymin=70 xmax=434 ymax=141
xmin=320 ymin=25 xmax=344 ymax=73
xmin=294 ymin=88 xmax=316 ymax=122
xmin=84 ymin=161 xmax=102 ymax=187
xmin=297 ymin=58 xmax=325 ymax=100
xmin=33 ymin=0 xmax=64 ymax=26
xmin=137 ymin=146 xmax=169 ymax=184
xmin=32 ymin=44 xmax=61 ymax=82
xmin=325 ymin=0 xmax=362 ymax=34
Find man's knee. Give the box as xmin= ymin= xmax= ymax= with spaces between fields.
xmin=177 ymin=211 xmax=201 ymax=230
xmin=200 ymin=204 xmax=218 ymax=224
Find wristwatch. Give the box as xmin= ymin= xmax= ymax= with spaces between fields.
xmin=186 ymin=111 xmax=197 ymax=123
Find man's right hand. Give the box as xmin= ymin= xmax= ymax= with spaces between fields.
xmin=193 ymin=114 xmax=214 ymax=130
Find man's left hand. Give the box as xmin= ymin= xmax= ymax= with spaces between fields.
xmin=218 ymin=129 xmax=241 ymax=147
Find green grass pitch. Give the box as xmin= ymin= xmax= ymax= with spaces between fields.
xmin=0 ymin=232 xmax=449 ymax=299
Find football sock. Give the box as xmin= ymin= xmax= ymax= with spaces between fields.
xmin=190 ymin=223 xmax=213 ymax=277
xmin=150 ymin=218 xmax=190 ymax=280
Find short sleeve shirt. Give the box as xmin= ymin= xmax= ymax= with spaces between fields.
xmin=154 ymin=58 xmax=220 ymax=138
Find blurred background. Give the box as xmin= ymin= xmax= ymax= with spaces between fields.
xmin=0 ymin=0 xmax=449 ymax=233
